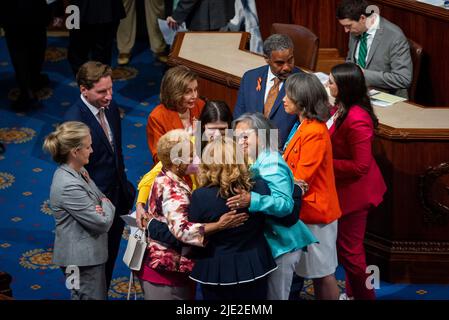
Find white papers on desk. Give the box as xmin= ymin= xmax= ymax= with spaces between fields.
xmin=370 ymin=91 xmax=407 ymax=107
xmin=158 ymin=18 xmax=187 ymax=46
xmin=370 ymin=99 xmax=393 ymax=107
xmin=416 ymin=0 xmax=445 ymax=8
xmin=314 ymin=72 xmax=329 ymax=85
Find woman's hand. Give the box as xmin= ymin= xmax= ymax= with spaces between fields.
xmin=95 ymin=205 xmax=104 ymax=216
xmin=226 ymin=188 xmax=251 ymax=210
xmin=203 ymin=210 xmax=249 ymax=235
xmin=136 ymin=202 xmax=151 ymax=229
xmin=217 ymin=210 xmax=249 ymax=230
xmin=294 ymin=179 xmax=309 ymax=195
xmin=167 ymin=16 xmax=179 ymax=30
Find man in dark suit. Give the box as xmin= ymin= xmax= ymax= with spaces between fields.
xmin=68 ymin=0 xmax=126 ymax=76
xmin=233 ymin=34 xmax=302 ymax=149
xmin=0 ymin=0 xmax=61 ymax=111
xmin=166 ymin=0 xmax=235 ymax=31
xmin=64 ymin=61 xmax=136 ymax=291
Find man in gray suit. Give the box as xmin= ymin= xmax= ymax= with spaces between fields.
xmin=45 ymin=121 xmax=115 ymax=300
xmin=337 ymin=0 xmax=412 ymax=98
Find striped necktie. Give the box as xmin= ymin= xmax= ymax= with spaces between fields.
xmin=358 ymin=32 xmax=368 ymax=68
xmin=98 ymin=108 xmax=114 ymax=150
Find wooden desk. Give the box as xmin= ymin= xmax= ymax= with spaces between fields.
xmin=168 ymin=32 xmax=449 ymax=283
xmin=169 ymin=32 xmax=265 ymax=108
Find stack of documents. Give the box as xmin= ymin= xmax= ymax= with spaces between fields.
xmin=416 ymin=0 xmax=446 ymax=8
xmin=370 ymin=91 xmax=407 ymax=107
xmin=158 ymin=19 xmax=187 ymax=46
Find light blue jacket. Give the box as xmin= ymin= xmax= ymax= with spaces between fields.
xmin=249 ymin=150 xmax=317 ymax=259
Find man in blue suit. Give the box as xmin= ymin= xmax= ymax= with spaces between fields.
xmin=64 ymin=61 xmax=136 ymax=291
xmin=234 ymin=34 xmax=303 ymax=148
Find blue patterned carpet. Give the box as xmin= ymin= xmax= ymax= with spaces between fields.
xmin=0 ymin=35 xmax=448 ymax=300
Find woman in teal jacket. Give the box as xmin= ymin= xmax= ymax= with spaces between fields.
xmin=227 ymin=112 xmax=317 ymax=300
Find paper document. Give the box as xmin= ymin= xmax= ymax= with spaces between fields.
xmin=314 ymin=72 xmax=329 ymax=85
xmin=371 ymin=98 xmax=393 ymax=108
xmin=158 ymin=18 xmax=187 ymax=46
xmin=121 ymin=211 xmax=139 ymax=235
xmin=416 ymin=0 xmax=445 ymax=8
xmin=370 ymin=92 xmax=407 ymax=104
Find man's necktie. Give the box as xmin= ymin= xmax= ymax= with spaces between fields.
xmin=98 ymin=108 xmax=114 ymax=149
xmin=358 ymin=32 xmax=368 ymax=68
xmin=264 ymin=77 xmax=281 ymax=118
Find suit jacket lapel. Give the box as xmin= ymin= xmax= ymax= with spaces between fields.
xmin=283 ymin=122 xmax=301 ymax=159
xmin=268 ymin=84 xmax=285 ymax=119
xmin=256 ymin=66 xmax=268 ymax=113
xmin=80 ymin=102 xmax=114 ymax=155
xmin=267 ymin=67 xmax=300 ymax=119
xmin=104 ymin=106 xmax=117 ymax=153
xmin=349 ymin=35 xmax=357 ymax=62
xmin=60 ymin=164 xmax=98 ymax=199
xmin=366 ymin=18 xmax=384 ymax=67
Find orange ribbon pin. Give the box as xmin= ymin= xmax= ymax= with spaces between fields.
xmin=256 ymin=77 xmax=262 ymax=91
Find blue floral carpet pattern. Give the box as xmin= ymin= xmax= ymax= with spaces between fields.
xmin=0 ymin=36 xmax=448 ymax=300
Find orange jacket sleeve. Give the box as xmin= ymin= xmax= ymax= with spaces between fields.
xmin=294 ymin=130 xmax=327 ymax=185
xmin=146 ymin=112 xmax=166 ymax=163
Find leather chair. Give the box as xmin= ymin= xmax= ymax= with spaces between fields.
xmin=270 ymin=23 xmax=320 ymax=71
xmin=408 ymin=38 xmax=423 ymax=102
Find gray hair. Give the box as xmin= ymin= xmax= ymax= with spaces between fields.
xmin=284 ymin=73 xmax=330 ymax=122
xmin=263 ymin=34 xmax=294 ymax=59
xmin=232 ymin=112 xmax=278 ymax=151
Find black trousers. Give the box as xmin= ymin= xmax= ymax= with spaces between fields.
xmin=68 ymin=21 xmax=120 ymax=76
xmin=104 ymin=185 xmax=129 ymax=292
xmin=3 ymin=25 xmax=47 ymax=93
xmin=104 ymin=211 xmax=124 ymax=292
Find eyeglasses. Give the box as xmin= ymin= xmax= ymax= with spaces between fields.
xmin=236 ymin=129 xmax=255 ymax=141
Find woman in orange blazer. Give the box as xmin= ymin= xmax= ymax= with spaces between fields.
xmin=146 ymin=65 xmax=205 ymax=163
xmin=282 ymin=73 xmax=342 ymax=300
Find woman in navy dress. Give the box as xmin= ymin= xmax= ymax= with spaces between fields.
xmin=188 ymin=137 xmax=277 ymax=300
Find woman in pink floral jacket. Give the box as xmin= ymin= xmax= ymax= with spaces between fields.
xmin=137 ymin=129 xmax=247 ymax=300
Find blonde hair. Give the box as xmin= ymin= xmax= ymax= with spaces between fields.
xmin=43 ymin=121 xmax=90 ymax=164
xmin=76 ymin=61 xmax=112 ymax=89
xmin=157 ymin=129 xmax=192 ymax=168
xmin=198 ymin=138 xmax=253 ymax=198
xmin=160 ymin=65 xmax=198 ymax=110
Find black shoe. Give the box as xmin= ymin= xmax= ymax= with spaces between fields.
xmin=0 ymin=143 xmax=5 ymax=154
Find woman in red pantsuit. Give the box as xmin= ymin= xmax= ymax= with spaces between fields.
xmin=327 ymin=63 xmax=387 ymax=300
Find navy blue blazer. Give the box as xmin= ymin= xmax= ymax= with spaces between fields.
xmin=148 ymin=180 xmax=277 ymax=284
xmin=234 ymin=65 xmax=303 ymax=148
xmin=63 ymin=98 xmax=135 ymax=212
